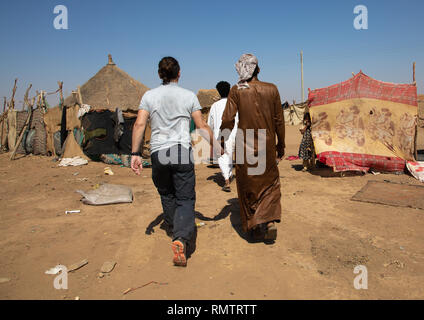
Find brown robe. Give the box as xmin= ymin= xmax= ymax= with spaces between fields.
xmin=220 ymin=79 xmax=285 ymax=232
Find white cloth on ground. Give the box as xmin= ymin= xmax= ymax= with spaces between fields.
xmin=59 ymin=156 xmax=88 ymax=167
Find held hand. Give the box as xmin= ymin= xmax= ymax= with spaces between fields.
xmin=131 ymin=156 xmax=143 ymax=175
xmin=276 ymin=148 xmax=285 ymax=163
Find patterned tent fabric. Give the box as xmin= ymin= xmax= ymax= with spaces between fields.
xmin=308 ymin=72 xmax=417 ymax=172
xmin=406 ymin=161 xmax=424 ymax=183
xmin=283 ymin=102 xmax=307 ymax=126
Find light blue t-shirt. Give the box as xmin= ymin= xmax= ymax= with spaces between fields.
xmin=139 ymin=83 xmax=202 ymax=153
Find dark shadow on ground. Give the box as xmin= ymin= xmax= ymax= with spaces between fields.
xmin=145 ymin=211 xmax=202 ymax=261
xmin=291 ymin=164 xmax=304 ymax=172
xmin=145 ymin=210 xmax=218 ymax=237
xmin=309 ymin=167 xmax=354 ymax=178
xmin=145 ymin=213 xmax=165 ymax=235
xmin=292 ymin=162 xmax=365 ymax=178
xmin=186 ymin=226 xmax=197 ymax=259
xmin=291 ymin=163 xmax=343 ymax=177
xmin=214 ymin=198 xmax=275 ymax=245
xmin=207 ymin=172 xmax=226 ymax=188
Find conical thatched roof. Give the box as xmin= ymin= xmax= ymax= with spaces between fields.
xmin=197 ymin=89 xmax=220 ymax=109
xmin=63 ymin=55 xmax=149 ymax=111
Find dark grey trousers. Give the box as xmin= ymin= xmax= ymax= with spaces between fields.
xmin=151 ymin=145 xmax=196 ymax=242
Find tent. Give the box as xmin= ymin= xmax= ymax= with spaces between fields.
xmin=308 ymin=71 xmax=418 ymax=173
xmin=283 ymin=102 xmax=307 ymax=126
xmin=44 ymin=55 xmax=151 ymax=160
xmin=197 ymin=89 xmax=220 ymax=121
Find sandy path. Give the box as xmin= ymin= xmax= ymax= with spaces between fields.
xmin=0 ymin=125 xmax=423 ymax=299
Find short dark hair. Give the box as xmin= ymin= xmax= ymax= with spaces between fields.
xmin=216 ymin=81 xmax=231 ymax=98
xmin=158 ymin=57 xmax=180 ymax=85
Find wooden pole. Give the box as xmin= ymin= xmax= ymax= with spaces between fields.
xmin=9 ymin=109 xmax=32 ymax=160
xmin=53 ymin=82 xmax=64 ymax=158
xmin=413 ymin=62 xmax=416 ymax=84
xmin=1 ymin=97 xmax=6 ymax=149
xmin=58 ymin=81 xmax=64 ymax=103
xmin=414 ymin=123 xmax=418 ymax=161
xmin=9 ymin=79 xmax=18 ymax=111
xmin=10 ymin=86 xmax=33 ymax=160
xmin=300 ymin=51 xmax=304 ymax=103
xmin=412 ymin=62 xmax=417 ymax=160
xmin=23 ymin=84 xmax=32 ymax=111
xmin=413 ymin=61 xmax=417 ymax=161
xmin=77 ymin=86 xmax=83 ymax=105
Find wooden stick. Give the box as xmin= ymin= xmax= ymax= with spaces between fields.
xmin=413 ymin=62 xmax=416 ymax=83
xmin=123 ymin=281 xmax=168 ymax=295
xmin=413 ymin=62 xmax=417 ymax=159
xmin=77 ymin=86 xmax=83 ymax=105
xmin=414 ymin=122 xmax=418 ymax=161
xmin=300 ymin=51 xmax=304 ymax=103
xmin=23 ymin=84 xmax=32 ymax=111
xmin=10 ymin=93 xmax=34 ymax=160
xmin=1 ymin=97 xmax=6 ymax=149
xmin=9 ymin=79 xmax=18 ymax=111
xmin=58 ymin=81 xmax=64 ymax=103
xmin=35 ymin=91 xmax=41 ymax=108
xmin=414 ymin=111 xmax=418 ymax=161
xmin=39 ymin=90 xmax=47 ymax=110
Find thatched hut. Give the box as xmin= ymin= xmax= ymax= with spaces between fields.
xmin=44 ymin=54 xmax=151 ymax=159
xmin=196 ymin=89 xmax=220 ymax=121
xmin=62 ymin=54 xmax=149 ymax=111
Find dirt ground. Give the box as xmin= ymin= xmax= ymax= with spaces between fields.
xmin=0 ymin=125 xmax=424 ymax=300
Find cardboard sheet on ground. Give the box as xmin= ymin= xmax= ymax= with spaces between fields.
xmin=308 ymin=72 xmax=418 ymax=172
xmin=351 ymin=180 xmax=424 ymax=210
xmin=77 ymin=184 xmax=133 ymax=206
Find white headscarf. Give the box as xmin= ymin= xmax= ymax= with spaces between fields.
xmin=235 ymin=53 xmax=258 ymax=89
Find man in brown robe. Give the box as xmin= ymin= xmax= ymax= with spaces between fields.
xmin=220 ymin=54 xmax=285 ymax=241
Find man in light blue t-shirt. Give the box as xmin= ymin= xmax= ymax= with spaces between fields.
xmin=131 ymin=57 xmax=222 ymax=267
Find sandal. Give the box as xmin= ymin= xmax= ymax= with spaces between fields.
xmin=222 ymin=185 xmax=231 ymax=192
xmin=264 ymin=222 xmax=277 ymax=241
